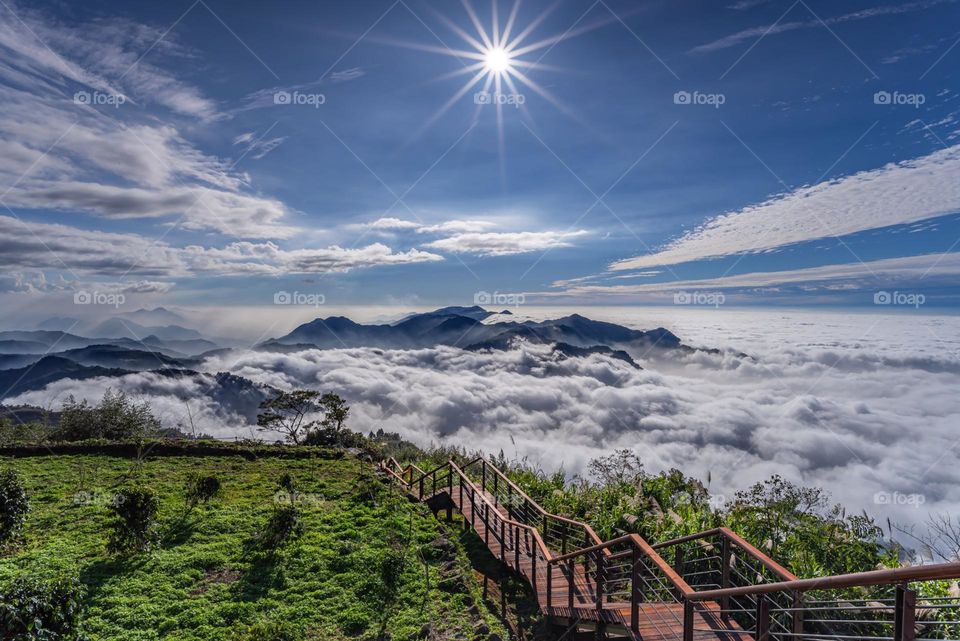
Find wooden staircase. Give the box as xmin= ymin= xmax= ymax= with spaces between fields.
xmin=381 ymin=457 xmax=960 ymax=641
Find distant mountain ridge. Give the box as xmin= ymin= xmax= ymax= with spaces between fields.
xmin=261 ymin=306 xmax=702 ymax=363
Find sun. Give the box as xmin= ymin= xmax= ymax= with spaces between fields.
xmin=483 ymin=47 xmax=512 ymax=74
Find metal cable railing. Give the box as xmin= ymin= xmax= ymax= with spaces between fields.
xmin=382 ymin=457 xmax=960 ymax=641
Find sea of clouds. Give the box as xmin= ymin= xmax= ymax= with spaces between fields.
xmin=11 ymin=307 xmax=960 ymax=527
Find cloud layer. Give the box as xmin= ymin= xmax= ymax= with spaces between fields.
xmin=12 ymin=310 xmax=959 ymax=526
xmin=613 ymin=145 xmax=960 ymax=271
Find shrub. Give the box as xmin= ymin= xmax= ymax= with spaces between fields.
xmin=107 ymin=488 xmax=160 ymax=553
xmin=0 ymin=573 xmax=86 ymax=641
xmin=55 ymin=390 xmax=161 ymax=442
xmin=258 ymin=506 xmax=303 ymax=550
xmin=0 ymin=469 xmax=29 ymax=546
xmin=185 ymin=474 xmax=221 ymax=509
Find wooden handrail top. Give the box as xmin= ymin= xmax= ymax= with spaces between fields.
xmin=688 ymin=561 xmax=960 ymax=601
xmin=652 ymin=527 xmax=797 ymax=583
xmin=475 ymin=458 xmax=605 ymax=548
xmin=408 ymin=457 xmax=480 ymax=486
xmin=719 ymin=527 xmax=798 ymax=582
xmin=447 ymin=460 xmax=553 ymax=560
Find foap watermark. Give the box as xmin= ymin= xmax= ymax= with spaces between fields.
xmin=73 ymin=489 xmax=125 ymax=508
xmin=673 ymin=290 xmax=725 ymax=308
xmin=73 ymin=90 xmax=126 ymax=108
xmin=274 ymin=90 xmax=326 ymax=108
xmin=874 ymin=491 xmax=926 ymax=508
xmin=273 ymin=291 xmax=326 ymax=307
xmin=873 ymin=91 xmax=925 ymax=108
xmin=474 ymin=91 xmax=526 ymax=108
xmin=874 ymin=291 xmax=925 ymax=308
xmin=674 ymin=90 xmax=726 ymax=109
xmin=474 ymin=290 xmax=525 ymax=308
xmin=73 ymin=290 xmax=125 ymax=308
xmin=273 ymin=490 xmax=326 ymax=506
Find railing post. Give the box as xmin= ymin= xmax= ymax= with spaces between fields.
xmin=431 ymin=472 xmax=436 ymax=497
xmin=483 ymin=502 xmax=490 ymax=545
xmin=470 ymin=487 xmax=476 ymax=529
xmin=631 ymin=546 xmax=640 ymax=633
xmin=595 ymin=549 xmax=605 ymax=612
xmin=720 ymin=535 xmax=731 ymax=618
xmin=493 ymin=472 xmax=498 ymax=503
xmin=546 ymin=562 xmax=553 ymax=613
xmin=500 ymin=518 xmax=506 ymax=563
xmin=419 ymin=476 xmax=424 ymax=500
xmin=507 ymin=485 xmax=513 ymax=520
xmin=514 ymin=526 xmax=520 ymax=570
xmin=561 ymin=521 xmax=568 ymax=555
xmin=792 ymin=590 xmax=804 ymax=639
xmin=894 ymin=585 xmax=916 ymax=641
xmin=756 ymin=594 xmax=771 ymax=641
xmin=568 ymin=557 xmax=575 ymax=611
xmin=683 ymin=599 xmax=694 ymax=641
xmin=481 ymin=460 xmax=487 ymax=493
xmin=531 ymin=546 xmax=537 ymax=592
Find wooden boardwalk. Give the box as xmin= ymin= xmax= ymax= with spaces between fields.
xmin=384 ymin=458 xmax=752 ymax=641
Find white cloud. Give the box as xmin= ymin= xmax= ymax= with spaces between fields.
xmin=0 ymin=215 xmax=443 ymax=279
xmin=14 ymin=310 xmax=958 ymax=526
xmin=0 ymin=4 xmax=298 ymax=239
xmin=365 ymin=217 xmax=423 ymax=231
xmin=613 ymin=145 xmax=960 ymax=270
xmin=425 ymin=230 xmax=589 ymax=256
xmin=554 ymin=253 xmax=960 ymax=299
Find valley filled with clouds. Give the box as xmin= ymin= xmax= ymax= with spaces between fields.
xmin=10 ymin=308 xmax=958 ymax=527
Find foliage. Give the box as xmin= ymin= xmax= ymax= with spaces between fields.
xmin=256 ymin=390 xmax=321 ymax=445
xmin=185 ymin=474 xmax=221 ymax=509
xmin=0 ymin=572 xmax=86 ymax=641
xmin=106 ymin=487 xmax=159 ymax=553
xmin=257 ymin=390 xmax=355 ymax=447
xmin=258 ymin=506 xmax=303 ymax=551
xmin=726 ymin=475 xmax=889 ymax=576
xmin=55 ymin=390 xmax=161 ymax=442
xmin=0 ymin=454 xmax=506 ymax=640
xmin=0 ymin=419 xmax=53 ymax=445
xmin=0 ymin=469 xmax=29 ymax=547
xmin=230 ymin=619 xmax=302 ymax=641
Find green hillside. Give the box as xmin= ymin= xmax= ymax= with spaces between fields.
xmin=0 ymin=451 xmax=509 ymax=641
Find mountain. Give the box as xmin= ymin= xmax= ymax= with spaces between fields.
xmin=54 ymin=344 xmax=192 ymax=370
xmin=263 ymin=307 xmax=701 ymax=363
xmin=36 ymin=316 xmax=81 ymax=331
xmin=0 ymin=339 xmax=51 ymax=354
xmin=0 ymin=331 xmax=93 ymax=351
xmin=116 ymin=307 xmax=187 ymax=326
xmin=89 ymin=318 xmax=204 ymax=342
xmin=0 ymin=356 xmax=132 ymax=399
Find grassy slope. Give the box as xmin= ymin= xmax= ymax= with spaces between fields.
xmin=0 ymin=453 xmax=507 ymax=641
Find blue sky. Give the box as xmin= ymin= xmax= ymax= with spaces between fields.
xmin=2 ymin=0 xmax=960 ymax=311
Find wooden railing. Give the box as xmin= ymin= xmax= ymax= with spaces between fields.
xmin=381 ymin=457 xmax=960 ymax=641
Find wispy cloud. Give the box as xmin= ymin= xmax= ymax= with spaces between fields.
xmin=612 ymin=144 xmax=960 ymax=271
xmin=691 ymin=0 xmax=956 ymax=54
xmin=424 ymin=230 xmax=589 ymax=257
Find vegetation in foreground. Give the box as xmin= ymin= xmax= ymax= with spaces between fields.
xmin=0 ymin=453 xmax=509 ymax=641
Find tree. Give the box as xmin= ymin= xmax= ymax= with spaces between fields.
xmin=256 ymin=390 xmax=321 ymax=445
xmin=319 ymin=393 xmax=349 ymax=433
xmin=587 ymin=449 xmax=645 ymax=486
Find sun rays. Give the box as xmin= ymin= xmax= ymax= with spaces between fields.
xmin=376 ymin=0 xmax=613 ymax=182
